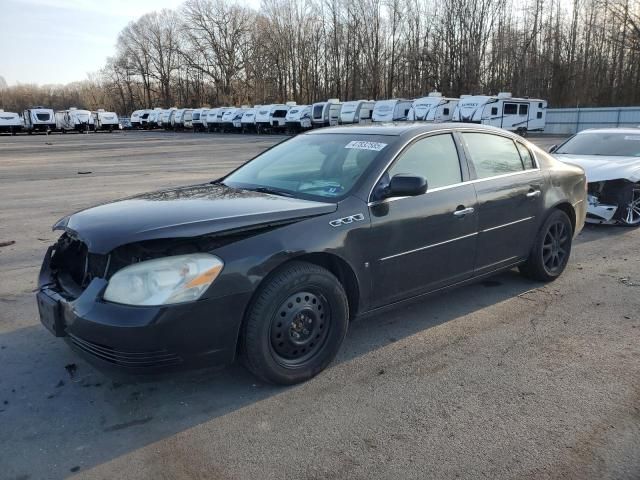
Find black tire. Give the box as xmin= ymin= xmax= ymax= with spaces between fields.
xmin=614 ymin=183 xmax=640 ymax=227
xmin=240 ymin=261 xmax=349 ymax=385
xmin=519 ymin=209 xmax=573 ymax=282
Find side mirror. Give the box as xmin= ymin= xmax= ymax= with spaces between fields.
xmin=548 ymin=145 xmax=558 ymax=153
xmin=385 ymin=174 xmax=428 ymax=198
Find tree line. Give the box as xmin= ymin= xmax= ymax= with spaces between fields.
xmin=1 ymin=0 xmax=639 ymax=115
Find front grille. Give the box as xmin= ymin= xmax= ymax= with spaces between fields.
xmin=68 ymin=333 xmax=183 ymax=368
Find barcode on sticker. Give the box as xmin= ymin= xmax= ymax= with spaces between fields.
xmin=345 ymin=141 xmax=388 ymax=151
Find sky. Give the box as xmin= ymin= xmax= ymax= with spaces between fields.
xmin=0 ymin=0 xmax=260 ymax=86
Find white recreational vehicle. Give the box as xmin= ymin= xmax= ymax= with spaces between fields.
xmin=204 ymin=108 xmax=219 ymax=132
xmin=0 ymin=110 xmax=23 ymax=135
xmin=144 ymin=108 xmax=163 ymax=129
xmin=221 ymin=108 xmax=245 ymax=131
xmin=92 ymin=109 xmax=119 ymax=132
xmin=211 ymin=107 xmax=234 ymax=132
xmin=372 ymin=99 xmax=412 ymax=122
xmin=407 ymin=93 xmax=459 ymax=122
xmin=130 ymin=109 xmax=148 ymax=129
xmin=231 ymin=108 xmax=248 ymax=130
xmin=23 ymin=106 xmax=56 ymax=133
xmin=311 ymin=99 xmax=341 ymax=128
xmin=55 ymin=108 xmax=94 ymax=133
xmin=271 ymin=102 xmax=296 ymax=132
xmin=254 ymin=105 xmax=275 ymax=133
xmin=240 ymin=107 xmax=258 ymax=133
xmin=452 ymin=92 xmax=547 ymax=134
xmin=161 ymin=108 xmax=177 ymax=129
xmin=338 ymin=100 xmax=375 ymax=125
xmin=285 ymin=105 xmax=312 ymax=133
xmin=191 ymin=108 xmax=209 ymax=132
xmin=183 ymin=109 xmax=194 ymax=129
xmin=171 ymin=108 xmax=189 ymax=130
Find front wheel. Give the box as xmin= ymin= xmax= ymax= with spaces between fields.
xmin=618 ymin=183 xmax=640 ymax=227
xmin=240 ymin=261 xmax=349 ymax=385
xmin=519 ymin=209 xmax=573 ymax=282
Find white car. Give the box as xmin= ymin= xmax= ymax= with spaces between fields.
xmin=551 ymin=128 xmax=640 ymax=226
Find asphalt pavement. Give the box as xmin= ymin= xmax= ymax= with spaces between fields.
xmin=0 ymin=131 xmax=638 ymax=480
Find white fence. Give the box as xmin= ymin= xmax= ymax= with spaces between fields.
xmin=544 ymin=106 xmax=640 ymax=135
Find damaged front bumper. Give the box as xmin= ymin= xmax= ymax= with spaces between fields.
xmin=585 ymin=194 xmax=618 ymax=224
xmin=37 ymin=245 xmax=250 ymax=373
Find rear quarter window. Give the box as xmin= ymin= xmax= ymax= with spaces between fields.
xmin=462 ymin=133 xmax=525 ymax=178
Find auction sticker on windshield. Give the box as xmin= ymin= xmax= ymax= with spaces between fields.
xmin=345 ymin=141 xmax=388 ymax=151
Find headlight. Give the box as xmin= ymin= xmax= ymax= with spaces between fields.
xmin=103 ymin=254 xmax=224 ymax=306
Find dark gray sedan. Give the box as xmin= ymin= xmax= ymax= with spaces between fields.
xmin=38 ymin=123 xmax=587 ymax=384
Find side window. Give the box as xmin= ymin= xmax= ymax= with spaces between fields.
xmin=537 ymin=112 xmax=543 ymax=119
xmin=504 ymin=103 xmax=517 ymax=115
xmin=516 ymin=142 xmax=536 ymax=169
xmin=519 ymin=104 xmax=529 ymax=116
xmin=491 ymin=107 xmax=498 ymax=115
xmin=443 ymin=108 xmax=450 ymax=115
xmin=388 ymin=134 xmax=462 ymax=189
xmin=462 ymin=133 xmax=525 ymax=178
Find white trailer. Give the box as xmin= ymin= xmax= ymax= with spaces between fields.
xmin=23 ymin=106 xmax=56 ymax=133
xmin=231 ymin=108 xmax=248 ymax=130
xmin=311 ymin=99 xmax=341 ymax=128
xmin=255 ymin=105 xmax=275 ymax=133
xmin=338 ymin=100 xmax=375 ymax=124
xmin=270 ymin=102 xmax=296 ymax=132
xmin=407 ymin=93 xmax=459 ymax=122
xmin=183 ymin=109 xmax=194 ymax=129
xmin=240 ymin=107 xmax=258 ymax=133
xmin=161 ymin=108 xmax=177 ymax=129
xmin=372 ymin=99 xmax=412 ymax=122
xmin=143 ymin=108 xmax=163 ymax=129
xmin=55 ymin=108 xmax=94 ymax=133
xmin=171 ymin=108 xmax=188 ymax=130
xmin=191 ymin=108 xmax=209 ymax=132
xmin=203 ymin=108 xmax=219 ymax=132
xmin=221 ymin=108 xmax=243 ymax=131
xmin=130 ymin=109 xmax=148 ymax=129
xmin=92 ymin=109 xmax=119 ymax=132
xmin=0 ymin=110 xmax=23 ymax=135
xmin=210 ymin=107 xmax=234 ymax=132
xmin=452 ymin=92 xmax=547 ymax=134
xmin=285 ymin=105 xmax=312 ymax=133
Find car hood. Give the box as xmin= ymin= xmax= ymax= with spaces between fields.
xmin=555 ymin=154 xmax=640 ymax=183
xmin=54 ymin=183 xmax=337 ymax=254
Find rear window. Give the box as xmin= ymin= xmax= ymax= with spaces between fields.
xmin=313 ymin=105 xmax=324 ymax=118
xmin=273 ymin=110 xmax=287 ymax=118
xmin=504 ymin=104 xmax=517 ymax=115
xmin=36 ymin=113 xmax=50 ymax=121
xmin=462 ymin=133 xmax=525 ymax=178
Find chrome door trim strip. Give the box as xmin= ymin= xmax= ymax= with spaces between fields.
xmin=379 ymin=232 xmax=478 ymax=261
xmin=480 ymin=216 xmax=534 ymax=233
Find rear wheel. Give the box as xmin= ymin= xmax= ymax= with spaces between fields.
xmin=519 ymin=209 xmax=573 ymax=282
xmin=241 ymin=261 xmax=349 ymax=385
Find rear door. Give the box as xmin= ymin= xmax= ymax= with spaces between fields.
xmin=459 ymin=132 xmax=545 ymax=275
xmin=367 ymin=133 xmax=478 ymax=306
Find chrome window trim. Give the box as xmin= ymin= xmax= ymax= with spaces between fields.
xmin=367 ymin=168 xmax=541 ymax=207
xmin=367 ymin=128 xmax=541 ymax=204
xmin=379 ymin=232 xmax=478 ymax=262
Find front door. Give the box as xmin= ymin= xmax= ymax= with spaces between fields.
xmin=367 ymin=133 xmax=478 ymax=307
xmin=459 ymin=132 xmax=546 ymax=274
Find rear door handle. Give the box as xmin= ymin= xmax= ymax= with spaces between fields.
xmin=453 ymin=207 xmax=475 ymax=217
xmin=526 ymin=189 xmax=541 ymax=198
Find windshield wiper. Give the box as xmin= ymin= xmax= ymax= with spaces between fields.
xmin=248 ymin=186 xmax=295 ymax=197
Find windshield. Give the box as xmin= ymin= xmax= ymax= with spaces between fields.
xmin=223 ymin=134 xmax=394 ymax=200
xmin=556 ymin=131 xmax=640 ymax=156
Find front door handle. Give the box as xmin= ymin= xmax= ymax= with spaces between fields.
xmin=526 ymin=189 xmax=541 ymax=198
xmin=453 ymin=206 xmax=475 ymax=217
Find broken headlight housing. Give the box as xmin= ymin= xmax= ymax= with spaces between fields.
xmin=103 ymin=254 xmax=223 ymax=306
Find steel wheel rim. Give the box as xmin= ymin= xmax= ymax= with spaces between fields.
xmin=542 ymin=220 xmax=570 ymax=274
xmin=622 ymin=187 xmax=640 ymax=225
xmin=269 ymin=291 xmax=331 ymax=367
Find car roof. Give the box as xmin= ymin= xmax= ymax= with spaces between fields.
xmin=305 ymin=122 xmax=516 ymax=136
xmin=578 ymin=127 xmax=640 ymax=135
